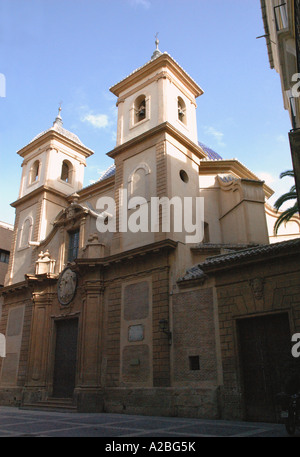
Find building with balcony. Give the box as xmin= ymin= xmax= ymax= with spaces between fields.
xmin=260 ymin=0 xmax=300 ymax=208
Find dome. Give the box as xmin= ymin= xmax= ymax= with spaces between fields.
xmin=29 ymin=108 xmax=89 ymax=149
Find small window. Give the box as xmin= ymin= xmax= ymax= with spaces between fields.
xmin=178 ymin=96 xmax=186 ymax=124
xmin=274 ymin=3 xmax=288 ymax=31
xmin=30 ymin=160 xmax=40 ymax=184
xmin=0 ymin=250 xmax=9 ymax=264
xmin=61 ymin=160 xmax=72 ymax=183
xmin=134 ymin=95 xmax=146 ymax=123
xmin=203 ymin=222 xmax=210 ymax=243
xmin=179 ymin=169 xmax=189 ymax=183
xmin=68 ymin=229 xmax=79 ymax=262
xmin=189 ymin=356 xmax=200 ymax=371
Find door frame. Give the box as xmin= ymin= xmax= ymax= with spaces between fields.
xmin=48 ymin=315 xmax=80 ymax=399
xmin=235 ymin=309 xmax=293 ymax=421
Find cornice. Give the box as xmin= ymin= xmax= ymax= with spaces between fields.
xmin=76 ymin=239 xmax=177 ymax=268
xmin=10 ymin=185 xmax=69 ymax=208
xmin=17 ymin=129 xmax=94 ymax=159
xmin=110 ymin=53 xmax=203 ymax=98
xmin=199 ymin=159 xmax=274 ymax=199
xmin=0 ymin=280 xmax=28 ymax=296
xmin=115 ymin=69 xmax=197 ymax=107
xmin=107 ymin=122 xmax=207 ymax=160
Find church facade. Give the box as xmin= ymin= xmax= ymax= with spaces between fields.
xmin=1 ymin=45 xmax=300 ymax=421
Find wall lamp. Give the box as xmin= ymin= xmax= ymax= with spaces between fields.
xmin=159 ymin=319 xmax=172 ymax=344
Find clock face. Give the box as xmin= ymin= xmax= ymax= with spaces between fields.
xmin=57 ymin=267 xmax=77 ymax=306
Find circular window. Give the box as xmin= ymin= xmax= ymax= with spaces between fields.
xmin=179 ymin=169 xmax=189 ymax=183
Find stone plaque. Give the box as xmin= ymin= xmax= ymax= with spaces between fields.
xmin=124 ymin=281 xmax=149 ymax=321
xmin=57 ymin=267 xmax=77 ymax=306
xmin=128 ymin=324 xmax=144 ymax=342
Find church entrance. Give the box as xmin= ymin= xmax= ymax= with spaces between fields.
xmin=238 ymin=313 xmax=291 ymax=422
xmin=52 ymin=318 xmax=78 ymax=398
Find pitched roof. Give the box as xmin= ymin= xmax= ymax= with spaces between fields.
xmin=198 ymin=238 xmax=300 ymax=271
xmin=177 ymin=238 xmax=300 ymax=283
xmin=177 ymin=264 xmax=207 ymax=284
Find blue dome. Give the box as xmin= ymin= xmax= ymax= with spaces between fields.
xmin=198 ymin=142 xmax=223 ymax=161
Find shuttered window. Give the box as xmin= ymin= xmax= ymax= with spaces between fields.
xmin=68 ymin=229 xmax=79 ymax=262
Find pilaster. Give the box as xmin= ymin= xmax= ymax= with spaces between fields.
xmin=77 ymin=279 xmax=104 ymax=388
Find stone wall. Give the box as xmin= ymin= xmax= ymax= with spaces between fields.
xmin=172 ymin=288 xmax=218 ymax=386
xmin=215 ymin=253 xmax=300 ymax=420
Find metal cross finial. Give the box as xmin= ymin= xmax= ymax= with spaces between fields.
xmin=53 ymin=101 xmax=63 ymax=126
xmin=151 ymin=33 xmax=162 ymax=60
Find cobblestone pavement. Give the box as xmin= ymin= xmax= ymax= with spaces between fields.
xmin=0 ymin=406 xmax=295 ymax=438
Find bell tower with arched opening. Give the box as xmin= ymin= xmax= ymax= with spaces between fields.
xmin=6 ymin=109 xmax=93 ymax=285
xmin=111 ymin=38 xmax=203 ymax=147
xmin=107 ymin=40 xmax=207 ymax=254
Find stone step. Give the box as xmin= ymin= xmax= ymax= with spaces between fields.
xmin=21 ymin=398 xmax=77 ymax=413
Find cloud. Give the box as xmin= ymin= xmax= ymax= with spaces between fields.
xmin=129 ymin=0 xmax=151 ymax=8
xmin=203 ymin=126 xmax=225 ymax=147
xmin=88 ymin=168 xmax=108 ymax=185
xmin=82 ymin=113 xmax=109 ymax=129
xmin=255 ymin=170 xmax=295 ymax=210
xmin=255 ymin=171 xmax=276 ymax=186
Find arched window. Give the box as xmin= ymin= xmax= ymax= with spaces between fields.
xmin=134 ymin=95 xmax=146 ymax=123
xmin=29 ymin=160 xmax=40 ymax=184
xmin=177 ymin=96 xmax=186 ymax=124
xmin=128 ymin=163 xmax=151 ymax=201
xmin=19 ymin=217 xmax=33 ymax=248
xmin=60 ymin=160 xmax=73 ymax=184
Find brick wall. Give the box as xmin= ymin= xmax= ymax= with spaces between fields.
xmin=103 ymin=259 xmax=171 ymax=388
xmin=216 ymin=255 xmax=300 ymax=420
xmin=172 ymin=288 xmax=218 ymax=385
xmin=105 ymin=281 xmax=122 ymax=387
xmin=152 ymin=268 xmax=170 ymax=386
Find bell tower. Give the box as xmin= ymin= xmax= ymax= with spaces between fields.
xmin=6 ymin=109 xmax=93 ymax=285
xmin=110 ymin=38 xmax=204 ymax=147
xmin=18 ymin=108 xmax=93 ymax=200
xmin=107 ymin=41 xmax=207 ymax=253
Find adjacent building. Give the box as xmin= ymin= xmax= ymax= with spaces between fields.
xmin=260 ymin=0 xmax=300 ymax=209
xmin=0 ymin=222 xmax=13 ymax=288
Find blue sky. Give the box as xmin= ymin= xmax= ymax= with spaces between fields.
xmin=0 ymin=0 xmax=295 ymax=225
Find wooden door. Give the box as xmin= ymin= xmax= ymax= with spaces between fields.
xmin=238 ymin=313 xmax=291 ymax=422
xmin=52 ymin=319 xmax=78 ymax=398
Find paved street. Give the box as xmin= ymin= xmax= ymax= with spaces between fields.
xmin=0 ymin=406 xmax=294 ymax=437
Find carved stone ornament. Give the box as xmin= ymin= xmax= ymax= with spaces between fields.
xmin=57 ymin=267 xmax=77 ymax=306
xmin=250 ymin=277 xmax=264 ymax=301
